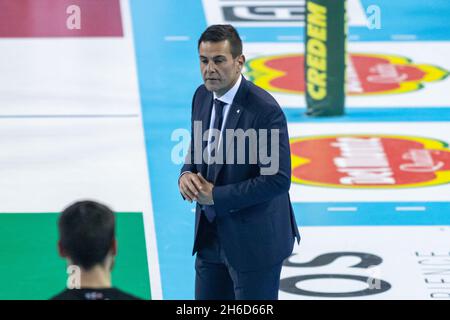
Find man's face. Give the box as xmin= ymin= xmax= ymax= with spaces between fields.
xmin=199 ymin=40 xmax=245 ymax=97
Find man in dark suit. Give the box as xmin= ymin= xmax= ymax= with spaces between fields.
xmin=179 ymin=24 xmax=300 ymax=300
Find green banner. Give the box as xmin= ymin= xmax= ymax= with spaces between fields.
xmin=305 ymin=0 xmax=347 ymax=116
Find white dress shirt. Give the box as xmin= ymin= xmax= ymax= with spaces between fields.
xmin=208 ymin=75 xmax=242 ymax=155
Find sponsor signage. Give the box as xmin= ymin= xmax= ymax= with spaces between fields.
xmin=202 ymin=0 xmax=367 ymax=27
xmin=281 ymin=226 xmax=450 ymax=299
xmin=246 ymin=53 xmax=448 ymax=96
xmin=290 ymin=134 xmax=450 ymax=188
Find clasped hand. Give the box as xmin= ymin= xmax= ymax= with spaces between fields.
xmin=179 ymin=172 xmax=214 ymax=205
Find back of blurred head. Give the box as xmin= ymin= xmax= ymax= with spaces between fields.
xmin=58 ymin=200 xmax=116 ymax=271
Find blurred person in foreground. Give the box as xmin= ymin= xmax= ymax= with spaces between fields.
xmin=51 ymin=200 xmax=140 ymax=300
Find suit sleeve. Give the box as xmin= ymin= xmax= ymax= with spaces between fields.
xmin=179 ymin=88 xmax=202 ymax=200
xmin=212 ymin=106 xmax=292 ymax=216
xmin=180 ymin=87 xmax=201 ymax=176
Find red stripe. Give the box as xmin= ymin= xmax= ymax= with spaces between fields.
xmin=0 ymin=0 xmax=123 ymax=37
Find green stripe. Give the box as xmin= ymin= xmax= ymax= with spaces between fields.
xmin=0 ymin=212 xmax=150 ymax=300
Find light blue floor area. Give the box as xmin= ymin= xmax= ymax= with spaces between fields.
xmin=130 ymin=0 xmax=450 ymax=299
xmin=293 ymin=202 xmax=450 ymax=226
xmin=131 ymin=0 xmax=205 ymax=300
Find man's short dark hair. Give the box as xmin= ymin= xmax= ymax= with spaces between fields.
xmin=58 ymin=200 xmax=115 ymax=270
xmin=198 ymin=24 xmax=242 ymax=58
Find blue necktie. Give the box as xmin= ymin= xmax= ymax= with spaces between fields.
xmin=204 ymin=99 xmax=225 ymax=222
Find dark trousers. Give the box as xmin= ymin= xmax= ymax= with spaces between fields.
xmin=195 ymin=219 xmax=283 ymax=300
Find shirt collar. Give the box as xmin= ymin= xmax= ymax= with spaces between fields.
xmin=213 ymin=75 xmax=242 ymax=105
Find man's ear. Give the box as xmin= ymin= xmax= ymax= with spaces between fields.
xmin=58 ymin=240 xmax=67 ymax=258
xmin=111 ymin=238 xmax=117 ymax=256
xmin=237 ymin=54 xmax=245 ymax=71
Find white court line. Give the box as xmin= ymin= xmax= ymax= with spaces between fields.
xmin=0 ymin=212 xmax=60 ymax=214
xmin=395 ymin=207 xmax=427 ymax=212
xmin=327 ymin=207 xmax=358 ymax=212
xmin=277 ymin=35 xmax=302 ymax=41
xmin=164 ymin=36 xmax=191 ymax=41
xmin=122 ymin=0 xmax=163 ymax=300
xmin=0 ymin=114 xmax=138 ymax=119
xmin=391 ymin=34 xmax=418 ymax=41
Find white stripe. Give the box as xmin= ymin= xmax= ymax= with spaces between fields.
xmin=327 ymin=207 xmax=358 ymax=212
xmin=277 ymin=35 xmax=302 ymax=41
xmin=391 ymin=34 xmax=417 ymax=41
xmin=348 ymin=34 xmax=360 ymax=41
xmin=122 ymin=0 xmax=163 ymax=300
xmin=395 ymin=207 xmax=426 ymax=212
xmin=164 ymin=36 xmax=191 ymax=41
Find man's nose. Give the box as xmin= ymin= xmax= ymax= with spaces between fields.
xmin=206 ymin=61 xmax=217 ymax=73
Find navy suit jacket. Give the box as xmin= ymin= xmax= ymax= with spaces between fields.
xmin=181 ymin=76 xmax=300 ymax=272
